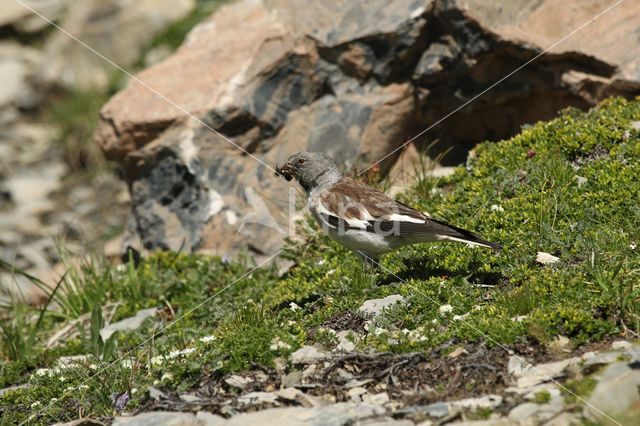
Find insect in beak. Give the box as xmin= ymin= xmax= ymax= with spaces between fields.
xmin=274 ymin=163 xmax=294 ymax=181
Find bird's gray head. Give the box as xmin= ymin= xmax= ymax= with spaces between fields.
xmin=276 ymin=151 xmax=340 ymax=192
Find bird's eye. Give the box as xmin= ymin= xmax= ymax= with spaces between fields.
xmin=297 ymin=158 xmax=306 ymax=166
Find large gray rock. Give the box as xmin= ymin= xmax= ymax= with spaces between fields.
xmin=585 ymin=359 xmax=640 ymax=425
xmin=94 ymin=0 xmax=640 ymax=258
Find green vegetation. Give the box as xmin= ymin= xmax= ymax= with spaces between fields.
xmin=1 ymin=97 xmax=640 ymax=422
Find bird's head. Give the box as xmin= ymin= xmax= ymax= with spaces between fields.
xmin=276 ymin=151 xmax=340 ymax=191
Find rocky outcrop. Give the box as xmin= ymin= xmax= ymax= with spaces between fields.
xmin=94 ymin=0 xmax=640 ymax=258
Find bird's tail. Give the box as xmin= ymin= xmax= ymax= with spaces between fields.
xmin=431 ymin=219 xmax=502 ymax=252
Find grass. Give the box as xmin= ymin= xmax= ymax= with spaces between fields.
xmin=1 ymin=97 xmax=640 ymax=422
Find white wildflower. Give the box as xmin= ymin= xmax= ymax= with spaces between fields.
xmin=269 ymin=337 xmax=292 ymax=351
xmin=289 ymin=302 xmax=301 ymax=312
xmin=59 ymin=376 xmax=66 ymax=382
xmin=168 ymin=347 xmax=196 ymax=358
xmin=373 ymin=327 xmax=387 ymax=336
xmin=35 ymin=368 xmax=50 ymax=377
xmin=439 ymin=304 xmax=454 ymax=314
xmin=150 ymin=355 xmax=164 ymax=365
xmin=199 ymin=335 xmax=216 ymax=343
xmin=50 ymin=398 xmax=58 ymax=403
xmin=491 ymin=204 xmax=505 ymax=212
xmin=327 ymin=269 xmax=336 ymax=275
xmin=631 ymin=241 xmax=637 ymax=250
xmin=161 ymin=372 xmax=174 ymax=381
xmin=64 ymin=386 xmax=74 ymax=392
xmin=30 ymin=401 xmax=41 ymax=409
xmin=78 ymin=385 xmax=89 ymax=390
xmin=317 ymin=259 xmax=326 ymax=265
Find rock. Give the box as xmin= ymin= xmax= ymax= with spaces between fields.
xmin=508 ymin=355 xmax=531 ymax=378
xmin=508 ymin=395 xmax=564 ymax=425
xmin=516 ymin=358 xmax=580 ymax=388
xmin=335 ymin=330 xmax=357 ymax=352
xmin=93 ymin=0 xmax=640 ymax=258
xmin=237 ymin=391 xmax=278 ymax=406
xmin=359 ymin=295 xmax=405 ymax=317
xmin=452 ymin=395 xmax=502 ymax=411
xmin=291 ymin=345 xmax=328 ymax=365
xmin=0 ymin=0 xmax=71 ymax=33
xmin=0 ymin=383 xmax=29 ymax=397
xmin=362 ymin=392 xmax=390 ymax=406
xmin=395 ymin=402 xmax=451 ymax=419
xmin=582 ymin=351 xmax=622 ymax=373
xmin=112 ymin=411 xmax=224 ymax=425
xmin=611 ymin=340 xmax=633 ymax=351
xmin=536 ymin=252 xmax=560 ymax=265
xmin=225 ymin=375 xmax=253 ymax=390
xmin=38 ymin=0 xmax=195 ymax=90
xmin=347 ymin=387 xmax=367 ymax=401
xmin=281 ymin=371 xmax=303 ymax=387
xmin=223 ymin=402 xmax=385 ymax=425
xmin=274 ymin=387 xmax=301 ymax=402
xmin=585 ymin=360 xmax=640 ymax=425
xmin=99 ymin=308 xmax=157 ymax=340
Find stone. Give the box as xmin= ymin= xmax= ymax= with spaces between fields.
xmin=224 ymin=375 xmax=253 ymax=389
xmin=610 ymin=340 xmax=633 ymax=351
xmin=0 ymin=383 xmax=29 ymax=397
xmin=237 ymin=391 xmax=278 ymax=406
xmin=112 ymin=411 xmax=222 ymax=425
xmin=508 ymin=355 xmax=531 ymax=378
xmin=536 ymin=252 xmax=560 ymax=265
xmin=38 ymin=0 xmax=195 ymax=90
xmin=585 ymin=360 xmax=640 ymax=425
xmin=281 ymin=371 xmax=303 ymax=387
xmin=362 ymin=392 xmax=390 ymax=406
xmin=452 ymin=395 xmax=502 ymax=410
xmin=335 ymin=330 xmax=357 ymax=352
xmin=291 ymin=345 xmax=328 ymax=364
xmin=0 ymin=0 xmax=71 ymax=33
xmin=223 ymin=402 xmax=385 ymax=426
xmin=359 ymin=295 xmax=405 ymax=317
xmin=99 ymin=308 xmax=157 ymax=340
xmin=274 ymin=387 xmax=301 ymax=402
xmin=582 ymin=351 xmax=622 ymax=373
xmin=516 ymin=358 xmax=580 ymax=388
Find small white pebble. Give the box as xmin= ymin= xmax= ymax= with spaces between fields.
xmin=536 ymin=252 xmax=559 ymax=264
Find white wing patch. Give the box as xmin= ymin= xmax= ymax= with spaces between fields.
xmin=386 ymin=213 xmax=425 ymax=224
xmin=313 ymin=200 xmax=368 ymax=230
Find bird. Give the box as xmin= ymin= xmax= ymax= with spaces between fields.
xmin=275 ymin=151 xmax=501 ymax=265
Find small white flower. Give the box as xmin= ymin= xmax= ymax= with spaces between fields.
xmin=50 ymin=398 xmax=58 ymax=403
xmin=199 ymin=335 xmax=216 ymax=343
xmin=439 ymin=304 xmax=454 ymax=314
xmin=65 ymin=386 xmax=74 ymax=392
xmin=78 ymin=385 xmax=89 ymax=390
xmin=35 ymin=368 xmax=50 ymax=377
xmin=150 ymin=355 xmax=164 ymax=365
xmin=317 ymin=259 xmax=326 ymax=265
xmin=327 ymin=269 xmax=336 ymax=275
xmin=131 ymin=388 xmax=139 ymax=394
xmin=373 ymin=327 xmax=387 ymax=336
xmin=269 ymin=337 xmax=292 ymax=351
xmin=59 ymin=376 xmax=66 ymax=382
xmin=289 ymin=302 xmax=301 ymax=312
xmin=161 ymin=372 xmax=173 ymax=381
xmin=89 ymin=364 xmax=97 ymax=369
xmin=30 ymin=401 xmax=41 ymax=409
xmin=631 ymin=242 xmax=637 ymax=250
xmin=490 ymin=204 xmax=505 ymax=212
xmin=168 ymin=347 xmax=196 ymax=358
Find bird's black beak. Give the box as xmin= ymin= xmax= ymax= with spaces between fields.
xmin=275 ymin=162 xmax=294 ymax=181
